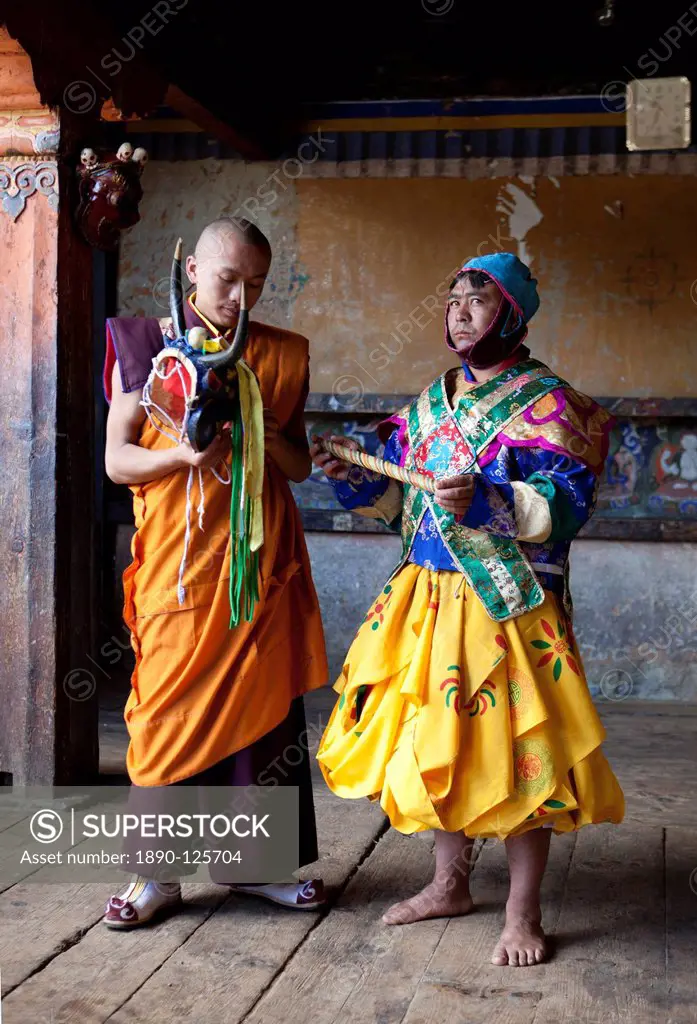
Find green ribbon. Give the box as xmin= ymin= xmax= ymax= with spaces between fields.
xmin=228 ymin=395 xmax=259 ymax=628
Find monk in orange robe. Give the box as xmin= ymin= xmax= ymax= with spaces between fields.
xmin=101 ymin=218 xmax=328 ymax=927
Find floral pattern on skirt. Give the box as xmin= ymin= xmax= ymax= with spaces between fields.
xmin=317 ymin=564 xmax=625 ymax=839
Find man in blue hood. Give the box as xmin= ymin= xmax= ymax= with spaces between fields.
xmin=310 ymin=252 xmax=624 ymax=967
xmin=444 ymin=252 xmax=539 ymax=369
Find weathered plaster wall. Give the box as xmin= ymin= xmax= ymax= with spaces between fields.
xmin=293 ymin=176 xmax=697 ymax=397
xmin=119 ymin=162 xmax=697 ymax=398
xmin=118 ymin=159 xmax=307 ymax=328
xmin=569 ymin=540 xmax=697 ymax=702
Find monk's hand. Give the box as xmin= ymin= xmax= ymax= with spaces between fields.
xmin=310 ymin=432 xmax=362 ymax=481
xmin=179 ymin=426 xmax=231 ymax=469
xmin=264 ymin=409 xmax=280 ymax=452
xmin=435 ymin=474 xmax=476 ymax=518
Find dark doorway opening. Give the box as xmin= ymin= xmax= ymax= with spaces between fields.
xmin=93 ymin=247 xmax=132 ymax=781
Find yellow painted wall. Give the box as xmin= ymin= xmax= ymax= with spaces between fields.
xmin=292 ymin=176 xmax=697 ymax=397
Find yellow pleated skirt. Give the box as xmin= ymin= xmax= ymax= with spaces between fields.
xmin=317 ymin=564 xmax=625 ymax=838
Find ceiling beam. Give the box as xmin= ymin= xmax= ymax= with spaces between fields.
xmin=164 ymin=84 xmax=267 ymax=160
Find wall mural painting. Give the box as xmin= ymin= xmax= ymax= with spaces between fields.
xmin=293 ymin=417 xmax=697 ymax=523
xmin=293 ymin=418 xmax=387 ymax=512
xmin=597 ymin=422 xmax=654 ymax=513
xmin=649 ymin=426 xmax=697 ymax=517
xmin=597 ymin=421 xmax=697 ymax=518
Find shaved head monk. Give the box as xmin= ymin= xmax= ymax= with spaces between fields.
xmin=102 ymin=217 xmax=329 ymax=926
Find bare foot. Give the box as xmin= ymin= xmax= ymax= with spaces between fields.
xmin=382 ymin=881 xmax=474 ymax=926
xmin=491 ymin=909 xmax=547 ymax=966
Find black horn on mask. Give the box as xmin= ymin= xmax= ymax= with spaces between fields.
xmin=198 ymin=282 xmax=248 ymax=371
xmin=170 ymin=237 xmax=186 ymax=340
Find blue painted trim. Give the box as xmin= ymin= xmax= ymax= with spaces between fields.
xmin=345 ymin=131 xmax=364 ymax=161
xmin=550 ymin=127 xmax=566 ymax=158
xmin=444 ymin=131 xmax=463 ymax=159
xmin=321 ymin=132 xmax=339 ymax=162
xmin=470 ymin=131 xmax=488 ymax=158
xmin=300 ymin=96 xmax=614 ymax=118
xmin=394 ymin=131 xmax=412 ymax=159
xmin=419 ymin=130 xmax=438 ymax=159
xmin=369 ymin=131 xmax=388 ymax=160
xmin=498 ymin=127 xmax=515 ymax=158
xmin=104 ymin=120 xmax=697 ymax=162
xmin=524 ymin=128 xmax=540 ymax=158
xmin=576 ymin=126 xmax=591 ymax=156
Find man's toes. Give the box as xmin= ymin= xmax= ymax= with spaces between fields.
xmin=508 ymin=949 xmax=520 ymax=967
xmin=491 ymin=945 xmax=508 ymax=966
xmin=534 ymin=947 xmax=546 ymax=963
xmin=383 ymin=912 xmax=406 ymax=926
xmin=382 ymin=900 xmax=420 ymax=926
xmin=382 ymin=906 xmax=406 ymax=925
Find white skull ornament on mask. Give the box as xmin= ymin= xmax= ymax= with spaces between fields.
xmin=80 ymin=147 xmax=98 ymax=170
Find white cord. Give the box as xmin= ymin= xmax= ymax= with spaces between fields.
xmin=177 ymin=466 xmax=194 ymax=605
xmin=197 ymin=467 xmax=205 ymax=531
xmin=141 ymin=356 xmax=234 ymax=604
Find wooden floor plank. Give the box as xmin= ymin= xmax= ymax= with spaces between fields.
xmin=0 ymin=882 xmax=114 ymax=994
xmin=0 ymin=818 xmax=91 ymax=895
xmin=528 ymin=824 xmax=667 ymax=1024
xmin=593 ymin=704 xmax=695 ymax=720
xmin=665 ymin=827 xmax=697 ymax=1024
xmin=2 ymin=700 xmax=695 ymax=1024
xmin=598 ymin=701 xmax=697 ymax=719
xmin=0 ymin=811 xmax=30 ymax=834
xmin=105 ymin=789 xmax=389 ymax=1024
xmin=0 ymin=690 xmax=340 ymax=997
xmin=399 ymin=832 xmax=575 ymax=1024
xmin=0 ymin=883 xmax=227 ymax=1024
xmin=611 ymin=763 xmax=697 ymax=828
xmin=232 ymin=829 xmax=448 ymax=1024
xmin=601 ymin=708 xmax=697 ymax=828
xmin=402 ymin=981 xmax=541 ymax=1024
xmin=0 ymin=788 xmax=385 ymax=1024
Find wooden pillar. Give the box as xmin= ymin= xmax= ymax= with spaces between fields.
xmin=0 ymin=29 xmax=98 ymax=783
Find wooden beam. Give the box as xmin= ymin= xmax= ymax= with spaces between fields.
xmin=1 ymin=13 xmax=270 ymax=158
xmin=52 ymin=109 xmax=100 ymax=784
xmin=1 ymin=5 xmax=168 ymax=117
xmin=164 ymin=84 xmax=268 ymax=160
xmin=0 ymin=31 xmax=42 ymax=108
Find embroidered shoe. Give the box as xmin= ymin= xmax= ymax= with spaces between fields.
xmin=103 ymin=876 xmax=182 ymax=929
xmin=226 ymin=879 xmax=326 ymax=909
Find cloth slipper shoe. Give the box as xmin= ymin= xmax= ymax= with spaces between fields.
xmin=103 ymin=877 xmax=182 ymax=929
xmin=226 ymin=879 xmax=325 ymax=909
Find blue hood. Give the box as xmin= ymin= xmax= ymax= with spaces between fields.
xmin=459 ymin=253 xmax=540 ymax=323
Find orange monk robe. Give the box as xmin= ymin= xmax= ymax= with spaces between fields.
xmin=117 ymin=304 xmax=328 ymax=785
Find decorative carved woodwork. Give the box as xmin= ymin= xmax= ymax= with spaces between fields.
xmin=0 ymin=159 xmax=58 ymax=219
xmin=0 ymin=53 xmax=60 ymax=222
